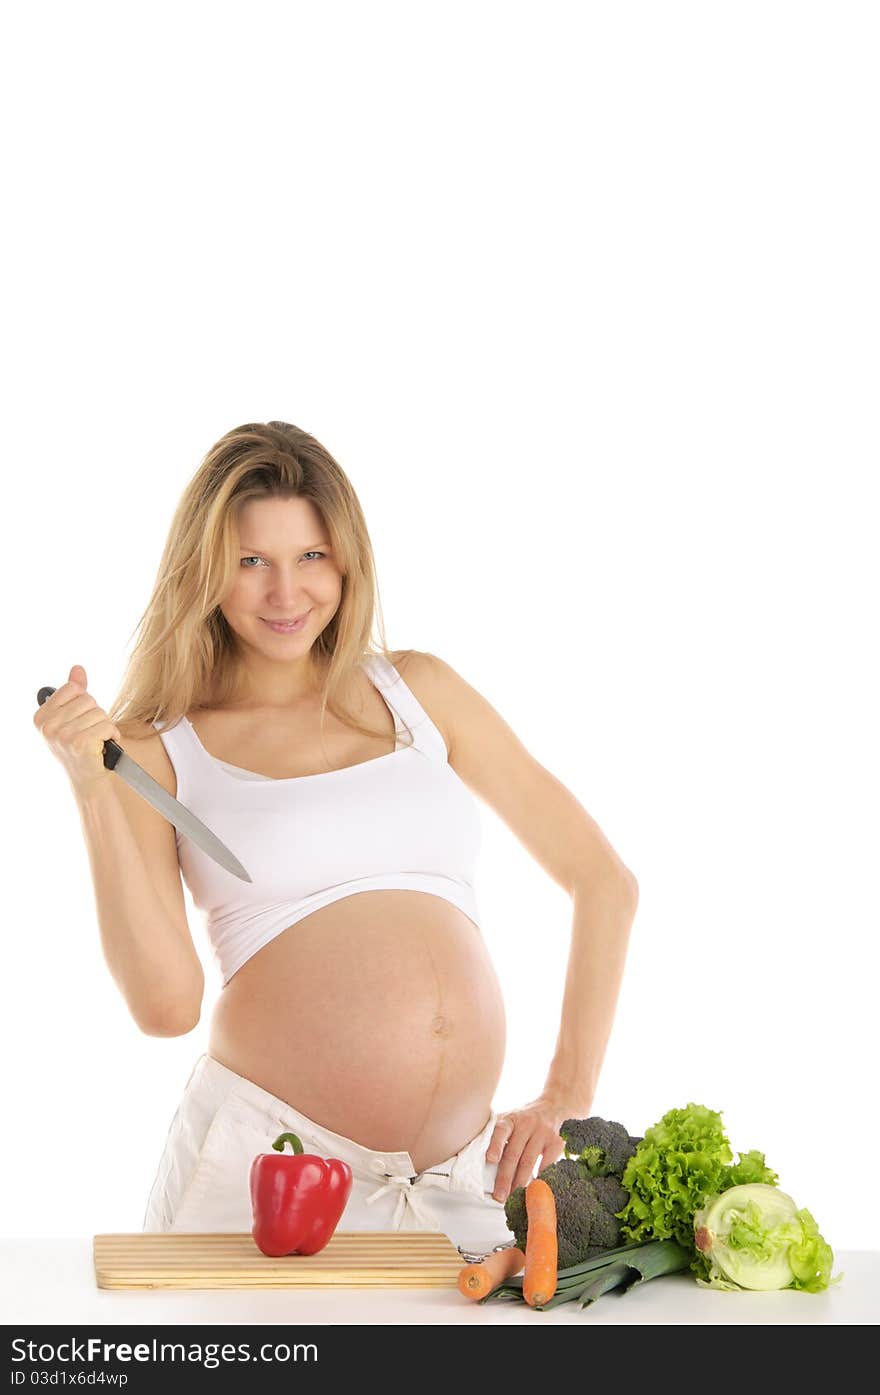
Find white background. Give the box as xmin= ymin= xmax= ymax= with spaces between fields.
xmin=4 ymin=1 xmax=877 ymax=1258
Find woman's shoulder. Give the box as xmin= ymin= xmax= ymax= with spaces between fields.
xmin=380 ymin=650 xmax=454 ymax=756
xmin=117 ymin=717 xmax=165 ymax=740
xmin=380 ymin=648 xmax=437 ymax=689
xmin=113 ymin=719 xmax=178 ymax=797
xmin=384 ymin=648 xmax=418 ymax=675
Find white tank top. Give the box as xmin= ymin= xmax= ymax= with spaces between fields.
xmin=153 ymin=653 xmax=483 ymax=986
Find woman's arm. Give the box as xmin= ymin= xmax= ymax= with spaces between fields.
xmin=411 ymin=651 xmax=640 ymax=1194
xmin=542 ymin=872 xmax=639 ymax=1112
xmin=416 ymin=651 xmax=637 ymax=890
xmin=485 ymin=871 xmax=638 ymax=1201
xmin=74 ymin=760 xmax=204 ymax=1037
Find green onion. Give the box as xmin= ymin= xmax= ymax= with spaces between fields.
xmin=478 ymin=1239 xmax=691 ymax=1310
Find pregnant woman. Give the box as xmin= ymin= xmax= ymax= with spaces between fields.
xmin=34 ymin=420 xmax=639 ymax=1258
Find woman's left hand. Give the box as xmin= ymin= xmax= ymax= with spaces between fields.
xmin=485 ymin=1093 xmax=590 ymax=1203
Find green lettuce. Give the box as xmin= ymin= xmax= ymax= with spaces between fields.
xmin=692 ymin=1183 xmax=842 ymax=1292
xmin=616 ymin=1102 xmax=778 ymax=1251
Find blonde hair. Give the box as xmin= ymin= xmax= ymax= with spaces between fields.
xmin=107 ymin=420 xmax=415 ymax=760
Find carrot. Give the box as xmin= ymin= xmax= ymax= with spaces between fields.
xmin=457 ymin=1245 xmax=527 ymax=1300
xmin=522 ymin=1177 xmax=558 ymax=1308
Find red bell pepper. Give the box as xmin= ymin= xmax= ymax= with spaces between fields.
xmin=249 ymin=1131 xmax=353 ymax=1257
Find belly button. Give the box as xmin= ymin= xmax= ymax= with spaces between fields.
xmin=431 ymin=1014 xmax=453 ymax=1037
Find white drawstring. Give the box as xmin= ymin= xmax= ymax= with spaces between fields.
xmin=363 ymin=1158 xmax=451 ymax=1230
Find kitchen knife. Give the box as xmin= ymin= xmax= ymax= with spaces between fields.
xmin=37 ymin=686 xmax=252 ymax=883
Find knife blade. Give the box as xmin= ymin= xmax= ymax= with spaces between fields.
xmin=37 ymin=686 xmax=252 ymax=883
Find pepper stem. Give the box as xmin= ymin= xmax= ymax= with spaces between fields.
xmin=271 ymin=1132 xmax=304 ymax=1155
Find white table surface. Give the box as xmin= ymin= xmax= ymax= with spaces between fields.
xmin=1 ymin=1241 xmax=876 ymax=1325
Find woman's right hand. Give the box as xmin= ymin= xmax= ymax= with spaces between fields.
xmin=34 ymin=663 xmax=123 ymax=797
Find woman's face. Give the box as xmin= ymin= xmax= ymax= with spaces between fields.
xmin=220 ymin=495 xmax=344 ymax=657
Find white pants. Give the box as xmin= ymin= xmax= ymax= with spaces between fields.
xmin=142 ymin=1054 xmax=516 ymax=1259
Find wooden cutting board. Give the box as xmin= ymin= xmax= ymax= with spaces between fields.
xmin=94 ymin=1231 xmax=466 ymax=1289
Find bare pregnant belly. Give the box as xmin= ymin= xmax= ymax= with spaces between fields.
xmin=207 ymin=891 xmax=507 ymax=1175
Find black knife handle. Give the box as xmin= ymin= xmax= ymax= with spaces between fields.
xmin=37 ymin=685 xmax=125 ymax=771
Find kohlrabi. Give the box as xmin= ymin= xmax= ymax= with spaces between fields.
xmin=693 ymin=1183 xmax=841 ymax=1293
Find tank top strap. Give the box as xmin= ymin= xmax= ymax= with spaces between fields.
xmin=152 ymin=715 xmax=187 ymax=740
xmin=150 ymin=715 xmax=195 ymax=832
xmin=361 ymin=653 xmax=448 ymax=762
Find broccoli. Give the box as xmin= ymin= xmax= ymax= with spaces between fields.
xmin=502 ymin=1116 xmax=641 ymax=1269
xmin=591 ymin=1172 xmax=629 ymax=1226
xmin=559 ymin=1116 xmax=641 ymax=1178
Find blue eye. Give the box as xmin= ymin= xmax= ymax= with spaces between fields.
xmin=240 ymin=552 xmax=325 ymax=568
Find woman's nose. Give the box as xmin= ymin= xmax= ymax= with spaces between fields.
xmin=265 ymin=574 xmax=308 ymax=603
xmin=266 ymin=591 xmax=309 ymax=612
